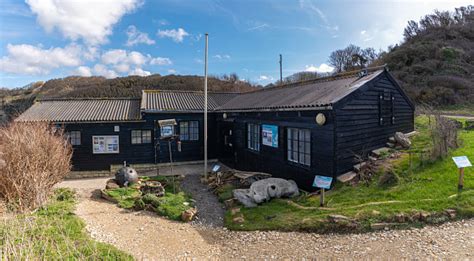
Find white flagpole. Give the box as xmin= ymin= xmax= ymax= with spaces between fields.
xmin=204 ymin=33 xmax=208 ymax=179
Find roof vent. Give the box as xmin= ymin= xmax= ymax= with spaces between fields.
xmin=358 ymin=69 xmax=368 ymax=77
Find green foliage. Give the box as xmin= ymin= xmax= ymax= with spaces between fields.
xmin=1 ymin=188 xmax=132 ymax=260
xmin=142 ymin=193 xmax=161 ymax=208
xmin=154 ymin=192 xmax=192 ymax=221
xmin=105 ymin=187 xmax=141 ymax=209
xmin=54 ymin=187 xmax=76 ymax=202
xmin=216 ymin=183 xmax=236 ymax=202
xmin=378 ymin=169 xmax=400 ymax=188
xmin=225 ymin=116 xmax=474 ymax=232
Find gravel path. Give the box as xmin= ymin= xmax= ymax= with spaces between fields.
xmin=180 ymin=173 xmax=226 ymax=227
xmin=60 ymin=178 xmax=474 ymax=260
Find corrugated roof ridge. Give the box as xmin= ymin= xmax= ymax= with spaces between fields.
xmin=39 ymin=97 xmax=140 ymax=101
xmin=249 ymin=65 xmax=387 ymax=94
xmin=142 ymin=89 xmax=241 ymax=94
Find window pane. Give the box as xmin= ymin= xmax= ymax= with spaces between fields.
xmin=132 ymin=130 xmax=141 ymax=144
xmin=142 ymin=130 xmax=152 ymax=143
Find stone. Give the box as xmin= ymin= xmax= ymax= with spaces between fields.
xmin=115 ymin=166 xmax=139 ymax=187
xmin=230 ymin=207 xmax=241 ymax=215
xmin=140 ymin=181 xmax=165 ymax=197
xmin=328 ymin=214 xmax=351 ymax=223
xmin=181 ymin=207 xmax=197 ymax=222
xmin=395 ymin=213 xmax=407 ymax=223
xmin=233 ymin=178 xmax=299 ymax=207
xmin=370 ymin=223 xmax=399 ymax=230
xmin=445 ymin=209 xmax=456 ymax=219
xmin=232 ymin=216 xmax=245 ymax=223
xmin=371 ymin=210 xmax=381 ymax=216
xmin=394 ymin=132 xmax=411 ymax=149
xmin=372 ymin=147 xmax=390 ymax=157
xmin=389 ymin=137 xmax=396 ymax=143
xmin=105 ymin=179 xmax=120 ymax=190
xmin=353 ymin=162 xmax=367 ymax=172
xmin=224 ymin=198 xmax=237 ymax=209
xmin=337 ymin=171 xmax=357 ymax=183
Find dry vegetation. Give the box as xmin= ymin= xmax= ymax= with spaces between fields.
xmin=0 ymin=123 xmax=72 ymax=212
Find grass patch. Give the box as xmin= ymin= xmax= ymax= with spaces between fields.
xmin=1 ymin=189 xmax=132 ymax=260
xmin=225 ymin=116 xmax=474 ymax=232
xmin=216 ymin=183 xmax=236 ymax=202
xmin=104 ymin=176 xmax=194 ymax=221
xmin=438 ymin=104 xmax=474 ymax=116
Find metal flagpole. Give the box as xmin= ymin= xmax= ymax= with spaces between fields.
xmin=204 ymin=33 xmax=208 ymax=179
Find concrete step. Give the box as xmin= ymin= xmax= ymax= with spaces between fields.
xmin=371 ymin=147 xmax=390 ymax=157
xmin=353 ymin=162 xmax=367 ymax=172
xmin=337 ymin=171 xmax=357 ymax=183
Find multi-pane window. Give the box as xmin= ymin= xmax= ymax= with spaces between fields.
xmin=66 ymin=131 xmax=81 ymax=146
xmin=247 ymin=123 xmax=260 ymax=151
xmin=179 ymin=121 xmax=199 ymax=141
xmin=131 ymin=130 xmax=152 ymax=144
xmin=287 ymin=128 xmax=311 ymax=166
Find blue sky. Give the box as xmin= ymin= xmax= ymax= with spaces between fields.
xmin=0 ymin=0 xmax=471 ymax=88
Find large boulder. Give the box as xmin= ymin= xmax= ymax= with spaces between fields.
xmin=394 ymin=132 xmax=411 ymax=149
xmin=115 ymin=166 xmax=139 ymax=187
xmin=233 ymin=178 xmax=299 ymax=207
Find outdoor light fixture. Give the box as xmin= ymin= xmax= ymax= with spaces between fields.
xmin=223 ymin=113 xmax=227 ymax=119
xmin=316 ymin=113 xmax=326 ymax=126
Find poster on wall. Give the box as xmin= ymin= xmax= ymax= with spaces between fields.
xmin=92 ymin=135 xmax=119 ymax=154
xmin=262 ymin=124 xmax=278 ymax=148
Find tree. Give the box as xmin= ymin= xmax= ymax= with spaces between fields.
xmin=328 ymin=44 xmax=380 ymax=72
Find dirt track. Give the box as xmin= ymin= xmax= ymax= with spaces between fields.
xmin=61 ymin=177 xmax=474 ymax=260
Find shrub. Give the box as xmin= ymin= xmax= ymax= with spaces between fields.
xmin=378 ymin=169 xmax=400 ymax=187
xmin=155 ymin=192 xmax=192 ymax=221
xmin=142 ymin=193 xmax=161 ymax=208
xmin=0 ymin=123 xmax=72 ymax=212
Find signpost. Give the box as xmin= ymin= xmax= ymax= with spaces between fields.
xmin=313 ymin=175 xmax=333 ymax=206
xmin=452 ymin=156 xmax=472 ymax=190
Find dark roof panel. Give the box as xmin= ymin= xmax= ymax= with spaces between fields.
xmin=217 ymin=70 xmax=384 ymax=111
xmin=15 ymin=98 xmax=141 ymax=122
xmin=141 ymin=90 xmax=240 ymax=112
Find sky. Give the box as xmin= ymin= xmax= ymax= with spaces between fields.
xmin=0 ymin=0 xmax=471 ymax=88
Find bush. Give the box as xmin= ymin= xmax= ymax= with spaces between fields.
xmin=54 ymin=188 xmax=75 ymax=202
xmin=142 ymin=193 xmax=161 ymax=208
xmin=378 ymin=169 xmax=400 ymax=187
xmin=154 ymin=192 xmax=192 ymax=221
xmin=0 ymin=123 xmax=72 ymax=212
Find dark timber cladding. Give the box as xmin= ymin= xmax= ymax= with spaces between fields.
xmin=15 ymin=67 xmax=414 ymax=190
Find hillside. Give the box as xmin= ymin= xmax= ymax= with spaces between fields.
xmin=380 ymin=5 xmax=474 ymax=106
xmin=0 ymin=74 xmax=257 ymax=122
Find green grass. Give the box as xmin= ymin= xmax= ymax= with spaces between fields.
xmin=216 ymin=183 xmax=236 ymax=202
xmin=438 ymin=104 xmax=474 ymax=116
xmin=104 ymin=176 xmax=193 ymax=221
xmin=225 ymin=116 xmax=474 ymax=232
xmin=1 ymin=188 xmax=133 ymax=260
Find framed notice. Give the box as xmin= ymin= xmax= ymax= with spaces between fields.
xmin=92 ymin=135 xmax=119 ymax=154
xmin=262 ymin=124 xmax=278 ymax=148
xmin=313 ymin=175 xmax=333 ymax=189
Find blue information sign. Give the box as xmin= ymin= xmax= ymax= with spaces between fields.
xmin=262 ymin=124 xmax=278 ymax=148
xmin=313 ymin=175 xmax=333 ymax=189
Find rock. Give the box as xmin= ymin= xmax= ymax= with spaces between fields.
xmin=372 ymin=147 xmax=390 ymax=157
xmin=394 ymin=132 xmax=411 ymax=149
xmin=418 ymin=212 xmax=430 ymax=221
xmin=232 ymin=216 xmax=245 ymax=223
xmin=337 ymin=171 xmax=357 ymax=183
xmin=353 ymin=162 xmax=367 ymax=172
xmin=328 ymin=214 xmax=351 ymax=223
xmin=115 ymin=166 xmax=139 ymax=187
xmin=224 ymin=198 xmax=238 ymax=209
xmin=233 ymin=178 xmax=299 ymax=207
xmin=445 ymin=209 xmax=456 ymax=219
xmin=395 ymin=213 xmax=407 ymax=223
xmin=389 ymin=137 xmax=396 ymax=143
xmin=370 ymin=222 xmax=399 ymax=230
xmin=230 ymin=207 xmax=241 ymax=215
xmin=386 ymin=142 xmax=395 ymax=148
xmin=105 ymin=179 xmax=120 ymax=190
xmin=181 ymin=207 xmax=197 ymax=222
xmin=140 ymin=181 xmax=165 ymax=197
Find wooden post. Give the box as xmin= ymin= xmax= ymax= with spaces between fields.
xmin=320 ymin=188 xmax=325 ymax=207
xmin=458 ymin=167 xmax=464 ymax=190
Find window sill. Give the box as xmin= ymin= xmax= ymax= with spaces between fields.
xmin=287 ymin=160 xmax=311 ymax=170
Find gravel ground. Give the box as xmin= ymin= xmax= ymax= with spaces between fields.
xmin=60 ymin=177 xmax=474 ymax=260
xmin=180 ymin=173 xmax=226 ymax=227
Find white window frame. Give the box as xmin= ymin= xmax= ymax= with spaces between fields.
xmin=287 ymin=128 xmax=311 ymax=166
xmin=179 ymin=121 xmax=199 ymax=141
xmin=131 ymin=130 xmax=152 ymax=144
xmin=66 ymin=131 xmax=81 ymax=146
xmin=247 ymin=123 xmax=260 ymax=151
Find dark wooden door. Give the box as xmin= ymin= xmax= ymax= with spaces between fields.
xmin=218 ymin=121 xmax=235 ymax=168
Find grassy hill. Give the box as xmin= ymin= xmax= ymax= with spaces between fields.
xmin=380 ymin=6 xmax=474 ymax=106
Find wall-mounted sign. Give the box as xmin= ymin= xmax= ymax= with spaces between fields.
xmin=315 ymin=113 xmax=326 ymax=126
xmin=158 ymin=119 xmax=177 ymax=138
xmin=313 ymin=175 xmax=333 ymax=189
xmin=452 ymin=156 xmax=472 ymax=168
xmin=114 ymin=126 xmax=120 ymax=132
xmin=92 ymin=135 xmax=119 ymax=154
xmin=262 ymin=124 xmax=278 ymax=148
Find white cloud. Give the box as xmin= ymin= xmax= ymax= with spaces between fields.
xmin=26 ymin=0 xmax=141 ymax=45
xmin=129 ymin=67 xmax=151 ymax=76
xmin=214 ymin=54 xmax=231 ymax=60
xmin=299 ymin=0 xmax=338 ymax=37
xmin=150 ymin=57 xmax=172 ymax=66
xmin=167 ymin=69 xmax=176 ymax=74
xmin=0 ymin=44 xmax=82 ymax=75
xmin=126 ymin=25 xmax=155 ymax=46
xmin=93 ymin=64 xmax=118 ymax=78
xmin=360 ymin=30 xmax=374 ymax=42
xmin=305 ymin=63 xmax=334 ymax=73
xmin=247 ymin=23 xmax=269 ymax=31
xmin=257 ymin=75 xmax=273 ymax=82
xmin=157 ymin=28 xmax=189 ymax=43
xmin=101 ymin=49 xmax=147 ymax=66
xmin=73 ymin=66 xmax=92 ymax=76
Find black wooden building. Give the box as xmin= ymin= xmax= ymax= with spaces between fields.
xmin=16 ymin=68 xmax=414 ymax=190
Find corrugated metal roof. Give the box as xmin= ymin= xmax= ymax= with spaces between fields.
xmin=141 ymin=90 xmax=239 ymax=112
xmin=217 ymin=70 xmax=384 ymax=111
xmin=15 ymin=98 xmax=141 ymax=122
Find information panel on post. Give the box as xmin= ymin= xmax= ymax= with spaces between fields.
xmin=313 ymin=175 xmax=333 ymax=189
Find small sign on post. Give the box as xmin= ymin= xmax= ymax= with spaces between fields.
xmin=313 ymin=175 xmax=333 ymax=207
xmin=452 ymin=156 xmax=472 ymax=190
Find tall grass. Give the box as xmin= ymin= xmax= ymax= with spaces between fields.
xmin=0 ymin=122 xmax=72 ymax=212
